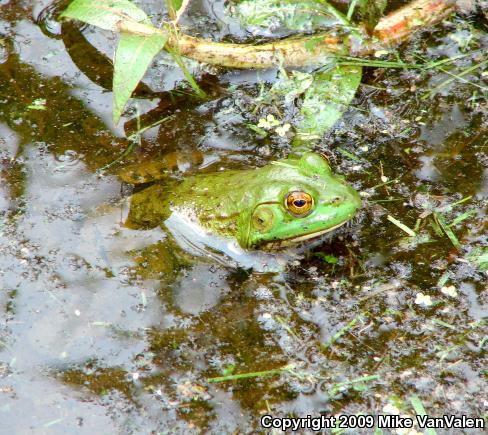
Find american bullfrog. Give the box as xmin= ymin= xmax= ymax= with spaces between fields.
xmin=126 ymin=153 xmax=361 ymax=252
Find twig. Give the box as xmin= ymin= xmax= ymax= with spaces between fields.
xmin=174 ymin=0 xmax=191 ymax=25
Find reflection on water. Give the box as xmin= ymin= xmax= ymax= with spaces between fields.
xmin=0 ymin=0 xmax=486 ymax=433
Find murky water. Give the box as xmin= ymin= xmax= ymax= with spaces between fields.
xmin=0 ymin=1 xmax=487 ymax=434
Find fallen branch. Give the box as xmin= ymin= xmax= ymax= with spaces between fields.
xmin=117 ymin=0 xmax=457 ymax=69
xmin=372 ymin=0 xmax=456 ymax=46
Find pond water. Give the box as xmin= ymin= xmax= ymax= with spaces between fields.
xmin=0 ymin=1 xmax=487 ymax=434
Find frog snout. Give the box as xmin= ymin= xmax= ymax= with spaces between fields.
xmin=322 ymin=188 xmax=361 ymax=210
xmin=322 ymin=195 xmax=344 ymax=206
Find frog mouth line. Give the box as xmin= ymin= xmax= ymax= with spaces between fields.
xmin=263 ymin=220 xmax=349 ymax=249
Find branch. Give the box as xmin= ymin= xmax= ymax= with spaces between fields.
xmin=372 ymin=0 xmax=456 ymax=46
xmin=117 ymin=0 xmax=457 ymax=69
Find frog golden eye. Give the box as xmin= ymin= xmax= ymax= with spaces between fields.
xmin=285 ymin=191 xmax=314 ymax=217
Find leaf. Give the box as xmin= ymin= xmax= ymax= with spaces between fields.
xmin=113 ymin=32 xmax=168 ymax=123
xmin=173 ymin=0 xmax=184 ymax=10
xmin=314 ymin=253 xmax=338 ymax=264
xmin=269 ymin=70 xmax=314 ymax=105
xmin=234 ymin=0 xmax=340 ymax=34
xmin=60 ymin=0 xmax=150 ymax=32
xmin=478 ymin=253 xmax=488 ymax=272
xmin=222 ymin=364 xmax=236 ymax=376
xmin=295 ymin=65 xmax=362 ymax=142
xmin=469 ymin=248 xmax=488 ymax=272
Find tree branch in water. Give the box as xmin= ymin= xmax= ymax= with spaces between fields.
xmin=116 ymin=0 xmax=457 ymax=69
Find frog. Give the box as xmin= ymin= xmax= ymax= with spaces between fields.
xmin=125 ymin=153 xmax=361 ymax=254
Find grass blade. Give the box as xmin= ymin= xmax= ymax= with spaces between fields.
xmin=207 ymin=365 xmax=292 ymax=383
xmin=387 ymin=215 xmax=416 ymax=237
xmin=322 ymin=314 xmax=362 ymax=350
xmin=434 ymin=213 xmax=461 ymax=250
xmin=424 ymin=58 xmax=488 ymax=98
xmin=329 ymin=374 xmax=379 ymax=396
xmin=448 ymin=209 xmax=476 ymax=227
xmin=167 ymin=49 xmax=207 ymax=98
xmin=410 ymin=395 xmax=438 ymax=435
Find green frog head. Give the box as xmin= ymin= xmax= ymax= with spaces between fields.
xmin=126 ymin=153 xmax=361 ymax=250
xmin=235 ymin=153 xmax=361 ymax=249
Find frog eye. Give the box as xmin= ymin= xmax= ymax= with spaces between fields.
xmin=285 ymin=191 xmax=314 ymax=217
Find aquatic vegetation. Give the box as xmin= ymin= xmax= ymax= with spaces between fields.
xmin=60 ymin=0 xmax=455 ymax=133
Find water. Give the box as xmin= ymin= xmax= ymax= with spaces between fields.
xmin=0 ymin=1 xmax=486 ymax=433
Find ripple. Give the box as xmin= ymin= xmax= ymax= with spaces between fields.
xmin=36 ymin=0 xmax=72 ymax=38
xmin=52 ymin=149 xmax=81 ymax=172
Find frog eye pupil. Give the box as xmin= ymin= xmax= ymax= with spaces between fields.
xmin=285 ymin=191 xmax=314 ymax=217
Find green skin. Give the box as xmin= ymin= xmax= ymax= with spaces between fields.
xmin=126 ymin=153 xmax=361 ymax=250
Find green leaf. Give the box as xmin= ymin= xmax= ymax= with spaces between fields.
xmin=113 ymin=32 xmax=168 ymax=123
xmin=469 ymin=248 xmax=488 ymax=272
xmin=173 ymin=0 xmax=184 ymax=9
xmin=60 ymin=0 xmax=150 ymax=32
xmin=314 ymin=253 xmax=338 ymax=264
xmin=478 ymin=253 xmax=488 ymax=272
xmin=234 ymin=0 xmax=340 ymax=33
xmin=295 ymin=65 xmax=362 ymax=143
xmin=222 ymin=364 xmax=236 ymax=376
